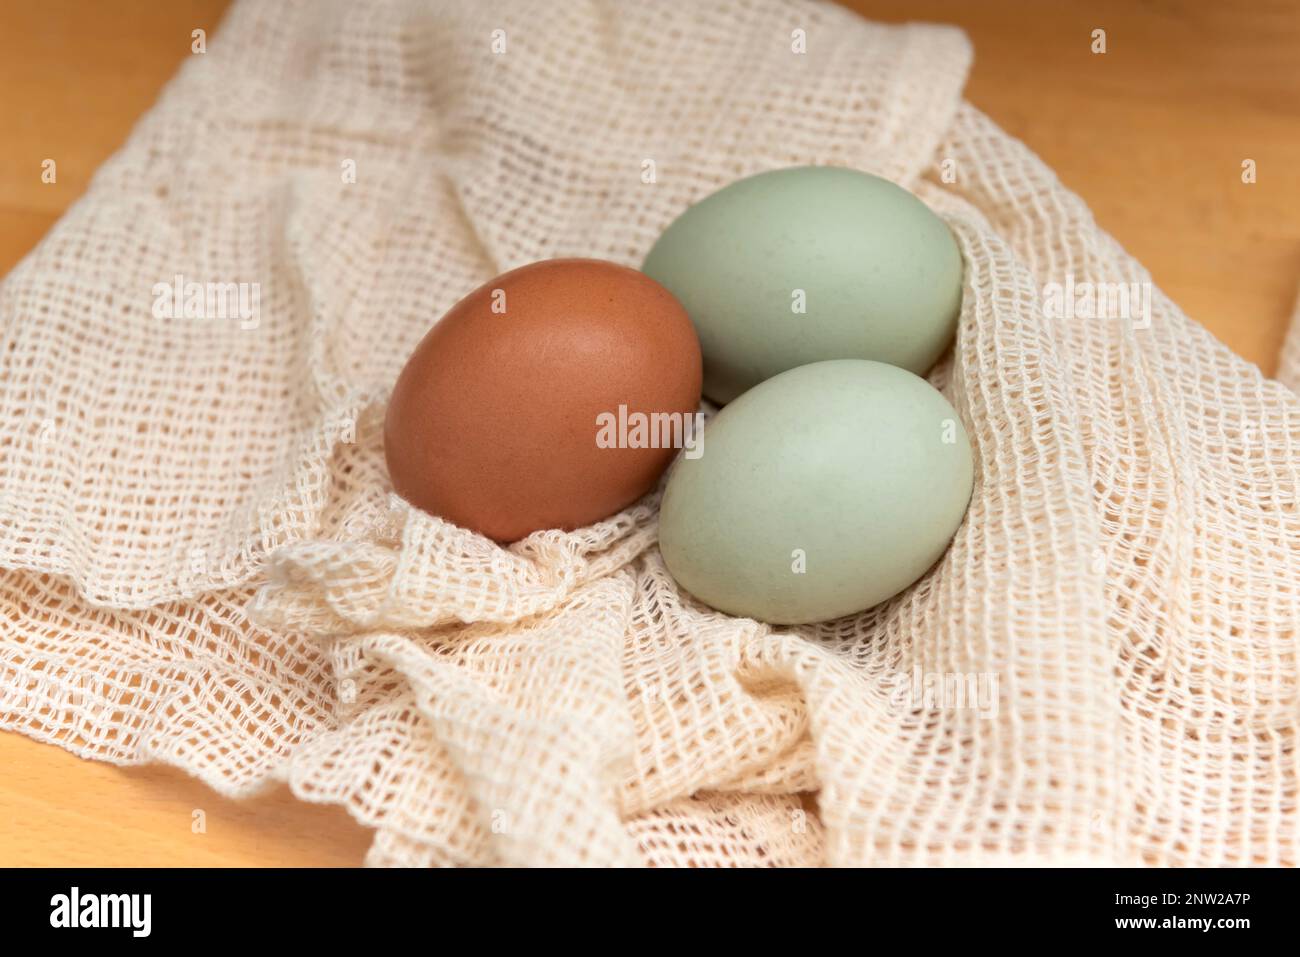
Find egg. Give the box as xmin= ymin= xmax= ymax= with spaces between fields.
xmin=658 ymin=359 xmax=973 ymax=625
xmin=384 ymin=258 xmax=702 ymax=542
xmin=642 ymin=166 xmax=963 ymax=404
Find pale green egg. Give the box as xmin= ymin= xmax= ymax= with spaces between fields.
xmin=642 ymin=166 xmax=962 ymax=404
xmin=658 ymin=359 xmax=973 ymax=625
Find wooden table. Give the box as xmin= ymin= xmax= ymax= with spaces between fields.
xmin=1 ymin=0 xmax=1297 ymax=867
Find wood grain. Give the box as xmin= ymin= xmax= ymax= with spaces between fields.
xmin=1 ymin=0 xmax=1296 ymax=867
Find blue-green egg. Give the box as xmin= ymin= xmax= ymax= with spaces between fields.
xmin=642 ymin=166 xmax=963 ymax=404
xmin=658 ymin=360 xmax=973 ymax=625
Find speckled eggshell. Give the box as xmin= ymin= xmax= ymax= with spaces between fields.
xmin=384 ymin=259 xmax=702 ymax=542
xmin=658 ymin=359 xmax=974 ymax=625
xmin=642 ymin=166 xmax=964 ymax=404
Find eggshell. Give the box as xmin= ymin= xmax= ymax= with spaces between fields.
xmin=642 ymin=166 xmax=963 ymax=404
xmin=658 ymin=359 xmax=973 ymax=625
xmin=385 ymin=259 xmax=702 ymax=542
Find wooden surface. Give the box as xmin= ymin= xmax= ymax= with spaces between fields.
xmin=1 ymin=0 xmax=1297 ymax=867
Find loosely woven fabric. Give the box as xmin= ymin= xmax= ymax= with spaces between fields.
xmin=1 ymin=0 xmax=1296 ymax=867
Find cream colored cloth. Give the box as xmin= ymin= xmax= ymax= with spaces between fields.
xmin=1 ymin=0 xmax=1296 ymax=866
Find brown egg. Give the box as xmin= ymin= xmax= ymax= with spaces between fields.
xmin=384 ymin=259 xmax=703 ymax=542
